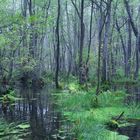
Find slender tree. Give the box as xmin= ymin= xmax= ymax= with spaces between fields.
xmin=55 ymin=0 xmax=61 ymax=88
xmin=124 ymin=0 xmax=140 ymax=79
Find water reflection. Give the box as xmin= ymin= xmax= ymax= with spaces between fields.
xmin=118 ymin=123 xmax=140 ymax=140
xmin=3 ymin=85 xmax=60 ymax=140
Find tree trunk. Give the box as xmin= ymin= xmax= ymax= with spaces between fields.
xmin=79 ymin=0 xmax=85 ymax=84
xmin=127 ymin=18 xmax=132 ymax=76
xmin=102 ymin=1 xmax=111 ymax=82
xmin=55 ymin=0 xmax=61 ymax=88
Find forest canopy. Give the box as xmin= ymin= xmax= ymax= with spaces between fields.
xmin=0 ymin=0 xmax=140 ymax=87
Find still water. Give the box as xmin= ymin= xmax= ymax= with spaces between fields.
xmin=0 ymin=84 xmax=71 ymax=140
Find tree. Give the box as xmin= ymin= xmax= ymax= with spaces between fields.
xmin=71 ymin=0 xmax=85 ymax=84
xmin=55 ymin=0 xmax=61 ymax=88
xmin=124 ymin=0 xmax=140 ymax=79
xmin=102 ymin=0 xmax=112 ymax=83
xmin=96 ymin=0 xmax=112 ymax=95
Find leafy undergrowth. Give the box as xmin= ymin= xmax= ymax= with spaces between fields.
xmin=0 ymin=89 xmax=23 ymax=103
xmin=0 ymin=119 xmax=31 ymax=140
xmin=58 ymin=84 xmax=140 ymax=140
xmin=112 ymin=77 xmax=138 ymax=85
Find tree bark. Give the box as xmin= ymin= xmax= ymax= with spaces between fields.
xmin=102 ymin=0 xmax=112 ymax=82
xmin=55 ymin=0 xmax=61 ymax=88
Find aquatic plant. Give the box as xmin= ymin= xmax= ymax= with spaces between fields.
xmin=0 ymin=119 xmax=30 ymax=140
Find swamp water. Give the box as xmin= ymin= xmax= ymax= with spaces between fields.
xmin=0 ymin=85 xmax=72 ymax=140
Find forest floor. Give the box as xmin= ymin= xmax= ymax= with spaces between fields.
xmin=0 ymin=79 xmax=140 ymax=140
xmin=57 ymin=81 xmax=140 ymax=140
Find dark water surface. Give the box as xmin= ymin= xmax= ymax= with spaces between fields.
xmin=0 ymin=84 xmax=71 ymax=140
xmin=117 ymin=123 xmax=140 ymax=140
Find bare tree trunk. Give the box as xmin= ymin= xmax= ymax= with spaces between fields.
xmin=127 ymin=18 xmax=132 ymax=76
xmin=55 ymin=0 xmax=61 ymax=88
xmin=86 ymin=1 xmax=93 ymax=65
xmin=124 ymin=0 xmax=140 ymax=79
xmin=28 ymin=0 xmax=35 ymax=58
xmin=116 ymin=19 xmax=127 ymax=77
xmin=102 ymin=0 xmax=112 ymax=82
xmin=79 ymin=0 xmax=85 ymax=84
xmin=96 ymin=0 xmax=112 ymax=95
xmin=71 ymin=0 xmax=85 ymax=84
xmin=96 ymin=1 xmax=103 ymax=95
xmin=66 ymin=2 xmax=72 ymax=78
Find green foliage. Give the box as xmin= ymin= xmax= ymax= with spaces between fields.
xmin=0 ymin=119 xmax=31 ymax=140
xmin=41 ymin=71 xmax=54 ymax=83
xmin=67 ymin=82 xmax=80 ymax=93
xmin=112 ymin=76 xmax=138 ymax=85
xmin=19 ymin=57 xmax=37 ymax=73
xmin=97 ymin=90 xmax=126 ymax=107
xmin=17 ymin=123 xmax=30 ymax=129
xmin=59 ymin=91 xmax=92 ymax=111
xmin=126 ymin=103 xmax=140 ymax=119
xmin=4 ymin=91 xmax=16 ymax=103
xmin=83 ymin=48 xmax=94 ymax=65
xmin=0 ymin=90 xmax=22 ymax=108
xmin=114 ymin=68 xmax=125 ymax=79
xmin=0 ymin=35 xmax=7 ymax=48
xmin=57 ymin=84 xmax=140 ymax=140
xmin=100 ymin=81 xmax=111 ymax=91
xmin=111 ymin=68 xmax=139 ymax=85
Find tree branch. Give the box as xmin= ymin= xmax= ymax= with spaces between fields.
xmin=124 ymin=0 xmax=138 ymax=37
xmin=71 ymin=0 xmax=81 ymax=19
